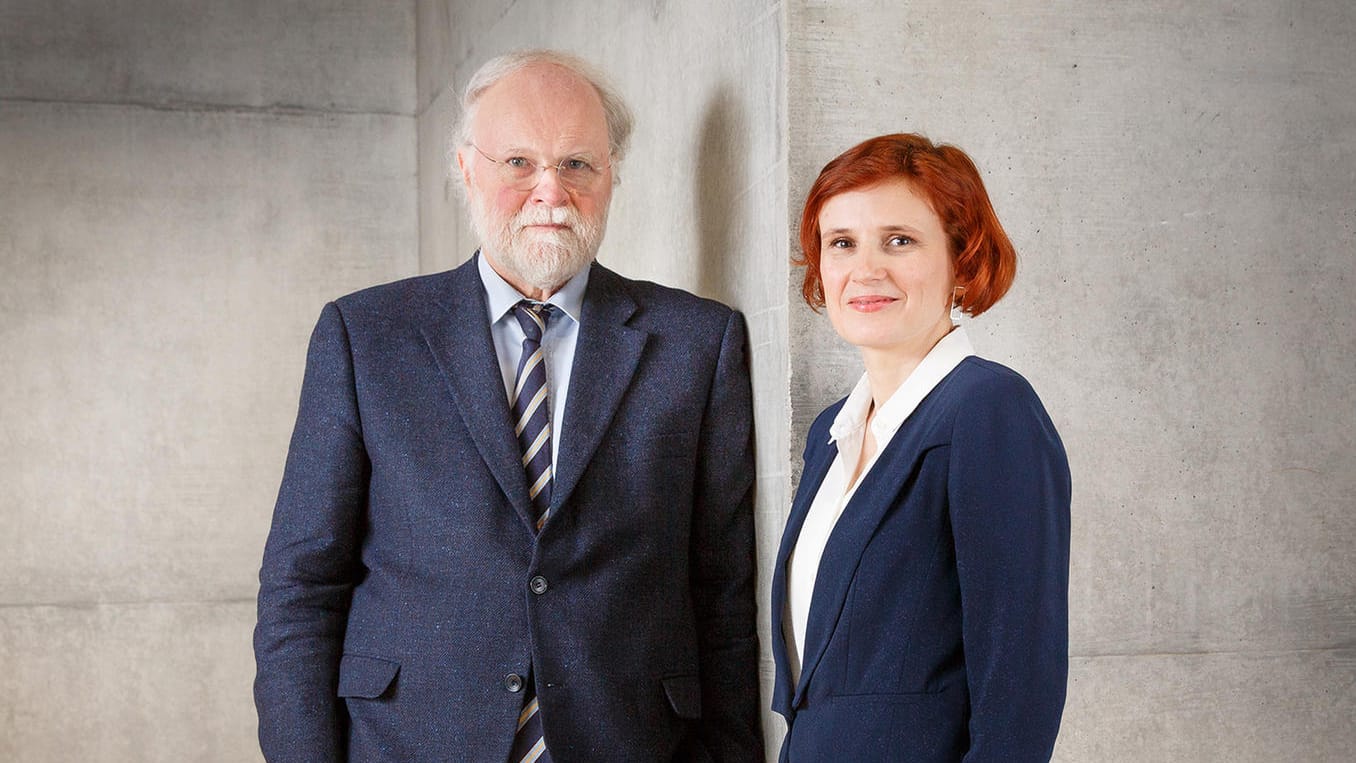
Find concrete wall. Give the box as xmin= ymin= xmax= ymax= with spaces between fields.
xmin=787 ymin=1 xmax=1356 ymax=760
xmin=0 ymin=1 xmax=416 ymax=760
xmin=7 ymin=0 xmax=1352 ymax=760
xmin=415 ymin=0 xmax=789 ymax=752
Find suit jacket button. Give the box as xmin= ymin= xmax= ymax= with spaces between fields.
xmin=529 ymin=575 xmax=549 ymax=595
xmin=504 ymin=673 xmax=524 ymax=693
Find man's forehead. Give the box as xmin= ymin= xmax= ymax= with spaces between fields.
xmin=471 ymin=64 xmax=608 ymax=150
xmin=497 ymin=62 xmax=591 ymax=94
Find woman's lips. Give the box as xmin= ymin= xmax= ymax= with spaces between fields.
xmin=846 ymin=295 xmax=897 ymax=312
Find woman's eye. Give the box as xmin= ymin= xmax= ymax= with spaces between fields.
xmin=887 ymin=234 xmax=913 ymax=247
xmin=827 ymin=238 xmax=853 ymax=249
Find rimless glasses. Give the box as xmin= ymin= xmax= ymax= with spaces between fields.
xmin=471 ymin=143 xmax=610 ymax=192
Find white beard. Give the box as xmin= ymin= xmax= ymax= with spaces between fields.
xmin=466 ymin=191 xmax=607 ymax=293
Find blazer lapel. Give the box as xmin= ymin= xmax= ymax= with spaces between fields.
xmin=549 ymin=264 xmax=647 ymax=516
xmin=791 ymin=419 xmax=934 ymax=708
xmin=421 ymin=257 xmax=535 ymax=525
xmin=770 ymin=433 xmax=837 ymax=716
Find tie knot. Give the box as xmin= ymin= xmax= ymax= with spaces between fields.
xmin=512 ymin=300 xmax=553 ymax=342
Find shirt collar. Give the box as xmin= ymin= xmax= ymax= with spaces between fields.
xmin=828 ymin=324 xmax=976 ymax=444
xmin=477 ymin=250 xmax=590 ymax=327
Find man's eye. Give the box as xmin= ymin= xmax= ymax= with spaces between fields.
xmin=562 ymin=158 xmax=592 ymax=172
xmin=505 ymin=157 xmax=532 ymax=169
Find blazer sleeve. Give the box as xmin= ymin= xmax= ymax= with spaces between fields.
xmin=948 ymin=371 xmax=1071 ymax=761
xmin=253 ymin=302 xmax=369 ymax=762
xmin=688 ymin=310 xmax=765 ymax=761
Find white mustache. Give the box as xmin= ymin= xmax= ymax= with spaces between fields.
xmin=513 ymin=206 xmax=576 ymax=230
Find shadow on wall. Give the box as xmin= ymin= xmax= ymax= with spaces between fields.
xmin=694 ymin=82 xmax=746 ymax=308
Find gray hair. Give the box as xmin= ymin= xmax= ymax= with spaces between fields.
xmin=452 ymin=49 xmax=634 ymax=167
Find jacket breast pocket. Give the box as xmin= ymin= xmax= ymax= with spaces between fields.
xmin=337 ymin=653 xmax=400 ymax=699
xmin=606 ymin=430 xmax=695 ymax=464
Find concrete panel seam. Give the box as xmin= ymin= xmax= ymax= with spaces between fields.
xmin=0 ymin=598 xmax=257 ymax=610
xmin=1072 ymin=646 xmax=1355 ymax=659
xmin=0 ymin=95 xmax=411 ymax=119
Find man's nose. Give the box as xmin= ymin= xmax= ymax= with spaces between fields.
xmin=529 ymin=166 xmax=570 ymax=206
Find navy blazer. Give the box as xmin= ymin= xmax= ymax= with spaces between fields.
xmin=254 ymin=257 xmax=763 ymax=762
xmin=771 ymin=357 xmax=1071 ymax=761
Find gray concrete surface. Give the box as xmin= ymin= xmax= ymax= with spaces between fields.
xmin=1 ymin=2 xmax=416 ymax=760
xmin=1059 ymin=650 xmax=1356 ymax=760
xmin=5 ymin=0 xmax=1353 ymax=760
xmin=0 ymin=601 xmax=257 ymax=760
xmin=1 ymin=0 xmax=414 ymax=113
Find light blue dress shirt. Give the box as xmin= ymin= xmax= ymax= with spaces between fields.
xmin=477 ymin=252 xmax=588 ymax=465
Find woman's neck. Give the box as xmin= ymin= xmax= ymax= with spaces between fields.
xmin=859 ymin=322 xmax=955 ymax=409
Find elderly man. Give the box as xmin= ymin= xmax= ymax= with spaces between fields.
xmin=253 ymin=50 xmax=763 ymax=762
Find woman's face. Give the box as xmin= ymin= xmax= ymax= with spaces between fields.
xmin=817 ymin=179 xmax=957 ymax=362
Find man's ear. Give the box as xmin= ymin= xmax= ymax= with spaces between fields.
xmin=455 ymin=147 xmax=472 ymax=190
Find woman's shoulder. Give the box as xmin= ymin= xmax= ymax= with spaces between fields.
xmin=946 ymin=356 xmax=1044 ymax=404
xmin=944 ymin=357 xmax=1064 ymax=453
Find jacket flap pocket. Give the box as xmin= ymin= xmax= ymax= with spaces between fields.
xmin=337 ymin=654 xmax=400 ymax=699
xmin=661 ymin=674 xmax=702 ymax=719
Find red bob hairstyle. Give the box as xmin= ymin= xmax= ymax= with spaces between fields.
xmin=797 ymin=133 xmax=1017 ymax=317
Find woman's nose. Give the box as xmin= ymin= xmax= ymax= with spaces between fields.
xmin=850 ymin=252 xmax=887 ymax=282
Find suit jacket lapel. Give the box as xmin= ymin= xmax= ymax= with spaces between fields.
xmin=791 ymin=417 xmax=935 ymax=708
xmin=771 ymin=432 xmax=837 ymax=716
xmin=550 ymin=264 xmax=647 ymax=516
xmin=421 ymin=257 xmax=535 ymax=525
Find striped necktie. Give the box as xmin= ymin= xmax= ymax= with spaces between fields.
xmin=511 ymin=300 xmax=555 ymax=529
xmin=508 ymin=300 xmax=554 ymax=763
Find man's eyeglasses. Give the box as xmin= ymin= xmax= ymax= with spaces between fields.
xmin=470 ymin=144 xmax=609 ymax=192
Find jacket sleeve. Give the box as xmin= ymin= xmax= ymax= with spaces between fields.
xmin=688 ymin=310 xmax=765 ymax=761
xmin=948 ymin=372 xmax=1071 ymax=761
xmin=253 ymin=302 xmax=368 ymax=762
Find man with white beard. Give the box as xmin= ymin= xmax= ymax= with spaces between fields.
xmin=253 ymin=50 xmax=763 ymax=762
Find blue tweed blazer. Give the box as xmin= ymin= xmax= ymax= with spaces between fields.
xmin=254 ymin=256 xmax=763 ymax=762
xmin=771 ymin=357 xmax=1071 ymax=761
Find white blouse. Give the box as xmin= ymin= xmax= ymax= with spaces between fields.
xmin=784 ymin=325 xmax=976 ymax=684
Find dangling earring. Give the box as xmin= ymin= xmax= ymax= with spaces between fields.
xmin=951 ymin=285 xmax=967 ymax=323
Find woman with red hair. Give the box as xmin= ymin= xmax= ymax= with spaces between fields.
xmin=770 ymin=134 xmax=1071 ymax=761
